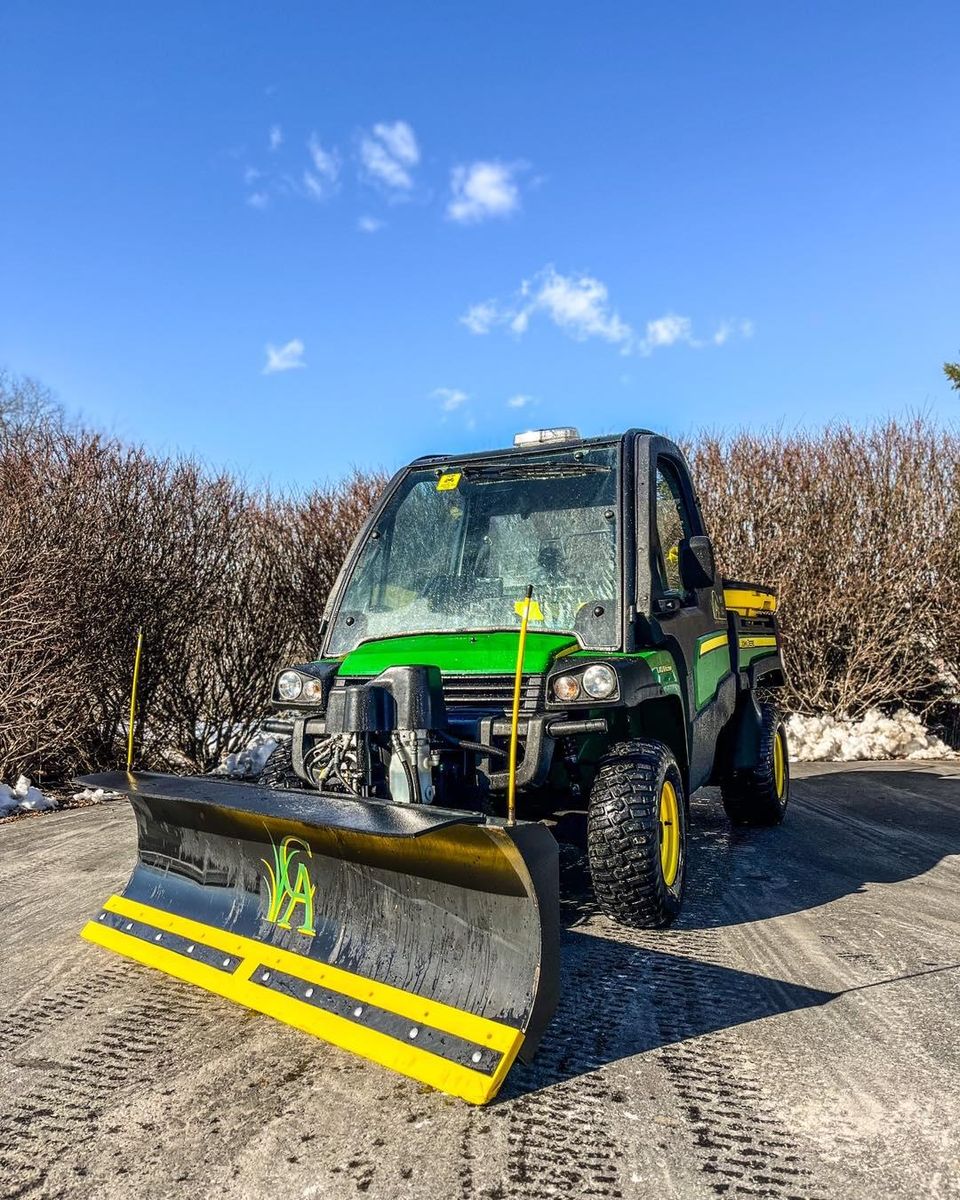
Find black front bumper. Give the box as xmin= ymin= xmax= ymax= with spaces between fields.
xmin=264 ymin=712 xmax=609 ymax=790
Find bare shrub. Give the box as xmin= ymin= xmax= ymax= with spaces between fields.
xmin=2 ymin=412 xmax=957 ymax=781
xmin=0 ymin=428 xmax=215 ymax=773
xmin=0 ymin=424 xmax=385 ymax=779
xmin=0 ymin=541 xmax=88 ymax=780
xmin=281 ymin=470 xmax=387 ymax=659
xmin=0 ymin=367 xmax=65 ymax=435
xmin=687 ymin=420 xmax=960 ymax=718
xmin=146 ymin=488 xmax=304 ymax=772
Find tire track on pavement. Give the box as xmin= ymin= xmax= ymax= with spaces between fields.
xmin=458 ymin=798 xmax=826 ymax=1200
xmin=0 ymin=962 xmax=131 ymax=1058
xmin=615 ymin=802 xmax=826 ymax=1200
xmin=0 ymin=985 xmax=208 ymax=1199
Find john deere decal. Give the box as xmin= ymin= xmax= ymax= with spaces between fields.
xmin=262 ymin=835 xmax=317 ymax=935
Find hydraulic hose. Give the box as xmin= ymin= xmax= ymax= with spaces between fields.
xmin=436 ymin=731 xmax=509 ymax=759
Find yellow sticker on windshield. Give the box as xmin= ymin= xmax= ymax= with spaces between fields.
xmin=436 ymin=472 xmax=462 ymax=492
xmin=514 ymin=598 xmax=544 ymax=621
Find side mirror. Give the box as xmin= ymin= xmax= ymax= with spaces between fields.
xmin=679 ymin=535 xmax=716 ymax=590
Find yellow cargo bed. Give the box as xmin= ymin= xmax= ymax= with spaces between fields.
xmin=722 ymin=581 xmax=778 ymax=618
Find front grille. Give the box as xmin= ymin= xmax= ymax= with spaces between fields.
xmin=441 ymin=673 xmax=543 ymax=714
xmin=333 ymin=673 xmax=543 ymax=715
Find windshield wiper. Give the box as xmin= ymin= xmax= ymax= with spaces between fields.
xmin=464 ymin=462 xmax=609 ymax=481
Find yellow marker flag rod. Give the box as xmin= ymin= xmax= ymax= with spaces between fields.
xmin=126 ymin=629 xmax=144 ymax=772
xmin=507 ymin=586 xmax=534 ymax=826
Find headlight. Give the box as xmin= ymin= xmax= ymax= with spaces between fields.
xmin=553 ymin=674 xmax=581 ymax=702
xmin=302 ymin=677 xmax=325 ymax=702
xmin=277 ymin=670 xmax=303 ymax=701
xmin=581 ymin=664 xmax=618 ymax=699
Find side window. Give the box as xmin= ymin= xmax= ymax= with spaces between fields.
xmin=654 ymin=463 xmax=693 ymax=594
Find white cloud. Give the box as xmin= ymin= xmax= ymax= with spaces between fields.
xmin=461 ymin=266 xmax=753 ymax=358
xmin=375 ymin=120 xmax=418 ymax=165
xmin=461 ymin=267 xmax=632 ymax=348
xmin=507 ymin=394 xmax=536 ymax=409
xmin=433 ymin=387 xmax=468 ymax=412
xmin=713 ymin=317 xmax=755 ymax=345
xmin=510 ymin=309 xmax=530 ymax=335
xmin=534 ymin=269 xmax=632 ymax=345
xmin=447 ymin=161 xmax=521 ymax=224
xmin=357 ymin=215 xmax=385 ymax=233
xmin=640 ymin=314 xmax=693 ymax=352
xmin=308 ymin=135 xmax=339 ymax=179
xmin=636 ymin=313 xmax=755 ymax=354
xmin=460 ymin=301 xmax=498 ymax=335
xmin=302 ymin=171 xmax=331 ymax=201
xmin=303 ymin=135 xmax=340 ymax=201
xmin=263 ymin=339 xmax=306 ymax=374
xmin=359 ymin=120 xmax=419 ymax=191
xmin=241 ymin=134 xmax=340 ymax=207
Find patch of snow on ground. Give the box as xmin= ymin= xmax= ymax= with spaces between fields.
xmin=0 ymin=775 xmax=58 ymax=815
xmin=70 ymin=787 xmax=107 ymax=804
xmin=213 ymin=730 xmax=281 ymax=778
xmin=788 ymin=709 xmax=959 ymax=762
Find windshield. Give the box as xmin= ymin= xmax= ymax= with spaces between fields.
xmin=326 ymin=445 xmax=621 ymax=656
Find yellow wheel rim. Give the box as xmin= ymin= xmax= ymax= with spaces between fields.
xmin=773 ymin=729 xmax=786 ymax=798
xmin=659 ymin=780 xmax=681 ymax=888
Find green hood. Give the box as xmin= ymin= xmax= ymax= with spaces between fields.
xmin=336 ymin=631 xmax=579 ymax=676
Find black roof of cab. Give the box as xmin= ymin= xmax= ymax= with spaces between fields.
xmin=410 ymin=428 xmax=655 ymax=469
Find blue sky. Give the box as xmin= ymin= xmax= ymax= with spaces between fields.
xmin=2 ymin=2 xmax=958 ymax=487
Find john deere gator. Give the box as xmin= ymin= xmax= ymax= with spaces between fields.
xmin=81 ymin=427 xmax=787 ymax=1103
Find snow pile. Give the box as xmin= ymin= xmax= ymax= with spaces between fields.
xmin=787 ymin=709 xmax=959 ymax=762
xmin=0 ymin=774 xmax=58 ymax=816
xmin=213 ymin=730 xmax=280 ymax=778
xmin=71 ymin=787 xmax=108 ymax=804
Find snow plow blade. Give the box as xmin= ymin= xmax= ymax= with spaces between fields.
xmin=79 ymin=771 xmax=559 ymax=1104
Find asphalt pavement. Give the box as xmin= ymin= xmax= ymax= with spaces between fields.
xmin=1 ymin=761 xmax=958 ymax=1200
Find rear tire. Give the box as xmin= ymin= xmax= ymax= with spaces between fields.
xmin=721 ymin=703 xmax=789 ymax=826
xmin=587 ymin=738 xmax=687 ymax=929
xmin=258 ymin=741 xmax=301 ymax=790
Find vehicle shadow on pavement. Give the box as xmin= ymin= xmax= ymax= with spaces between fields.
xmin=498 ymin=825 xmax=834 ymax=1100
xmin=554 ymin=766 xmax=960 ymax=933
xmin=503 ymin=923 xmax=836 ymax=1100
xmin=683 ymin=767 xmax=960 ymax=930
xmin=504 ymin=767 xmax=960 ymax=1097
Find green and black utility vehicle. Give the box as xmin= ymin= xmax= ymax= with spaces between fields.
xmin=82 ymin=426 xmax=788 ymax=1104
xmin=263 ymin=426 xmax=789 ymax=925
